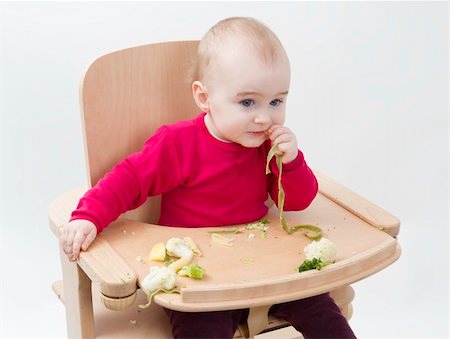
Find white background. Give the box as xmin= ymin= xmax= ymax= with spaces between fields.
xmin=0 ymin=2 xmax=448 ymax=338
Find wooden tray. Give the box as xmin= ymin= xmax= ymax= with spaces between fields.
xmin=98 ymin=194 xmax=400 ymax=312
xmin=49 ymin=172 xmax=400 ymax=313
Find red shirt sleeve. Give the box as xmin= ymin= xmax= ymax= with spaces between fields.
xmin=70 ymin=126 xmax=183 ymax=232
xmin=267 ymin=149 xmax=318 ymax=211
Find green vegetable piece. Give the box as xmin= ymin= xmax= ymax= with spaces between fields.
xmin=266 ymin=143 xmax=322 ymax=240
xmin=138 ymin=288 xmax=181 ymax=309
xmin=265 ymin=145 xmax=278 ymax=175
xmin=297 ymin=258 xmax=331 ymax=272
xmin=208 ymin=227 xmax=241 ymax=234
xmin=286 ymin=224 xmax=322 ymax=239
xmin=178 ymin=263 xmax=205 ymax=279
xmin=246 ymin=219 xmax=270 ymax=237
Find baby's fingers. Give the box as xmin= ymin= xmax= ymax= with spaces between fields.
xmin=81 ymin=227 xmax=97 ymax=251
xmin=70 ymin=225 xmax=97 ymax=261
xmin=70 ymin=229 xmax=86 ymax=261
xmin=61 ymin=227 xmax=74 ymax=256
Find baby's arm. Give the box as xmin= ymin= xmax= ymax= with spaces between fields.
xmin=60 ymin=126 xmax=183 ymax=261
xmin=60 ymin=219 xmax=97 ymax=261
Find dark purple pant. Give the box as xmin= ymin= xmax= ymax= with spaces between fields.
xmin=164 ymin=293 xmax=356 ymax=339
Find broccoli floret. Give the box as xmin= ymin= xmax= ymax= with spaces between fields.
xmin=297 ymin=258 xmax=330 ymax=272
xmin=178 ymin=263 xmax=205 ymax=279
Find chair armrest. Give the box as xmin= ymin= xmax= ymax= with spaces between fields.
xmin=315 ymin=171 xmax=400 ymax=237
xmin=48 ymin=186 xmax=89 ymax=237
xmin=77 ymin=235 xmax=137 ymax=299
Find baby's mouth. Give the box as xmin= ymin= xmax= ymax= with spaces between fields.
xmin=249 ymin=131 xmax=265 ymax=136
xmin=248 ymin=130 xmax=270 ymax=140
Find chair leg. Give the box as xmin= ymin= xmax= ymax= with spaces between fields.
xmin=237 ymin=305 xmax=271 ymax=338
xmin=59 ymin=247 xmax=95 ymax=339
xmin=339 ymin=303 xmax=353 ymax=320
xmin=330 ymin=285 xmax=355 ymax=321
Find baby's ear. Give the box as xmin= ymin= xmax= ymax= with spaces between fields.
xmin=192 ymin=81 xmax=210 ymax=112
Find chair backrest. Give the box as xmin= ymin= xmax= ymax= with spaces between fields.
xmin=80 ymin=41 xmax=200 ymax=223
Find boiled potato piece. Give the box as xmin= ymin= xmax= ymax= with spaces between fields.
xmin=148 ymin=242 xmax=166 ymax=261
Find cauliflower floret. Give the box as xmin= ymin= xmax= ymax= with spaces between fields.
xmin=166 ymin=238 xmax=194 ymax=258
xmin=141 ymin=266 xmax=177 ymax=295
xmin=304 ymin=238 xmax=337 ymax=263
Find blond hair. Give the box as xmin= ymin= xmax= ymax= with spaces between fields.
xmin=191 ymin=17 xmax=287 ymax=82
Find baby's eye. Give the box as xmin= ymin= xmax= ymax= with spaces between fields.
xmin=270 ymin=99 xmax=283 ymax=107
xmin=240 ymin=99 xmax=255 ymax=107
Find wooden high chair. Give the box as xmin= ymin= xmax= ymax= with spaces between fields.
xmin=49 ymin=41 xmax=401 ymax=338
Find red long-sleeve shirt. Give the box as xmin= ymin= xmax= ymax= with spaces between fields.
xmin=70 ymin=113 xmax=318 ymax=232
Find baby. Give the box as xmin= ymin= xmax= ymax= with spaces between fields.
xmin=61 ymin=17 xmax=355 ymax=339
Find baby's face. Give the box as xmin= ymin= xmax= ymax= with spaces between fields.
xmin=203 ymin=43 xmax=290 ymax=148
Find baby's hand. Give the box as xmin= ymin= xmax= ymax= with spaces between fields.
xmin=267 ymin=124 xmax=298 ymax=164
xmin=60 ymin=219 xmax=97 ymax=261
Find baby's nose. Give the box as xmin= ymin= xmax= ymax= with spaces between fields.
xmin=254 ymin=111 xmax=271 ymax=124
